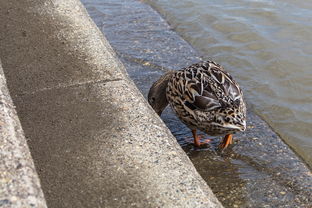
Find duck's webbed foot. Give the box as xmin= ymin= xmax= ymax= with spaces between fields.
xmin=192 ymin=129 xmax=211 ymax=147
xmin=218 ymin=134 xmax=233 ymax=150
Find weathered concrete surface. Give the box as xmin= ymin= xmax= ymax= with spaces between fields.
xmin=0 ymin=60 xmax=47 ymax=208
xmin=81 ymin=0 xmax=312 ymax=207
xmin=0 ymin=0 xmax=223 ymax=207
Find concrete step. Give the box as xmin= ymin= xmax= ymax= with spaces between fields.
xmin=0 ymin=0 xmax=223 ymax=207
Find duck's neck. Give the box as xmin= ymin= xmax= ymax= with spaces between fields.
xmin=148 ymin=70 xmax=175 ymax=115
xmin=156 ymin=70 xmax=175 ymax=93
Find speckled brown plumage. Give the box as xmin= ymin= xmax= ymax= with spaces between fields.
xmin=148 ymin=60 xmax=247 ymax=148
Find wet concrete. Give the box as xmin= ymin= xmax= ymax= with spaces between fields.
xmin=82 ymin=0 xmax=312 ymax=207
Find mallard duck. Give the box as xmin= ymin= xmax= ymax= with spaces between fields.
xmin=148 ymin=60 xmax=246 ymax=149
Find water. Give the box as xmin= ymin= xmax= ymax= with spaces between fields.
xmin=82 ymin=0 xmax=312 ymax=206
xmin=144 ymin=0 xmax=312 ymax=167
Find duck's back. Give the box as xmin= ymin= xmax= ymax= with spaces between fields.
xmin=166 ymin=61 xmax=246 ymax=135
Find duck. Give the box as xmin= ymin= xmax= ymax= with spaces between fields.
xmin=148 ymin=60 xmax=246 ymax=149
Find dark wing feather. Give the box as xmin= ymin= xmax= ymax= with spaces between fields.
xmin=193 ymin=95 xmax=221 ymax=110
xmin=182 ymin=61 xmax=242 ymax=111
xmin=209 ymin=65 xmax=242 ymax=102
xmin=184 ymin=78 xmax=221 ymax=111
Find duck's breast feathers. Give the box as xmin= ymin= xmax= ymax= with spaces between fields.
xmin=178 ymin=61 xmax=244 ymax=111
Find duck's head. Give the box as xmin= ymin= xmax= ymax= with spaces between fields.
xmin=148 ymin=71 xmax=175 ymax=116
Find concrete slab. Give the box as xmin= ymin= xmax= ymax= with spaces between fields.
xmin=0 ymin=0 xmax=223 ymax=207
xmin=14 ymin=79 xmax=221 ymax=207
xmin=0 ymin=0 xmax=126 ymax=96
xmin=0 ymin=60 xmax=47 ymax=208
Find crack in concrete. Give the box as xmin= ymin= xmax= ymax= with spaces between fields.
xmin=13 ymin=78 xmax=125 ymax=97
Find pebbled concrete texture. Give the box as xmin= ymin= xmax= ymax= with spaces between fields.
xmin=0 ymin=60 xmax=47 ymax=208
xmin=0 ymin=0 xmax=223 ymax=207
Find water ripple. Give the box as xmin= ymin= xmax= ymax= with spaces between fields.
xmin=145 ymin=0 xmax=312 ymax=166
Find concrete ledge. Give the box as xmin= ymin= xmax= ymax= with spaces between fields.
xmin=0 ymin=0 xmax=222 ymax=207
xmin=0 ymin=60 xmax=47 ymax=207
xmin=82 ymin=1 xmax=312 ymax=207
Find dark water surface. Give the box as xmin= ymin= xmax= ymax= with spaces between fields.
xmin=144 ymin=0 xmax=312 ymax=169
xmin=82 ymin=0 xmax=312 ymax=207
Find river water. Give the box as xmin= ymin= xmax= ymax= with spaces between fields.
xmin=144 ymin=0 xmax=312 ymax=167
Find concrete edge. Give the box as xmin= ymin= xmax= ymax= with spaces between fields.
xmin=72 ymin=5 xmax=224 ymax=207
xmin=0 ymin=0 xmax=223 ymax=207
xmin=0 ymin=59 xmax=47 ymax=207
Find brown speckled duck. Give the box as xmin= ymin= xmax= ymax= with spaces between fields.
xmin=148 ymin=61 xmax=246 ymax=149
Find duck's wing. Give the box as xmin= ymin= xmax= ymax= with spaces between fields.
xmin=183 ymin=61 xmax=242 ymax=111
xmin=208 ymin=65 xmax=242 ymax=102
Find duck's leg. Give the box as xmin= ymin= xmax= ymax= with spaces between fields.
xmin=192 ymin=129 xmax=201 ymax=147
xmin=218 ymin=134 xmax=233 ymax=149
xmin=192 ymin=129 xmax=211 ymax=147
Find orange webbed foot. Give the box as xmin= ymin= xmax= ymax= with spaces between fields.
xmin=192 ymin=129 xmax=212 ymax=147
xmin=218 ymin=134 xmax=233 ymax=150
